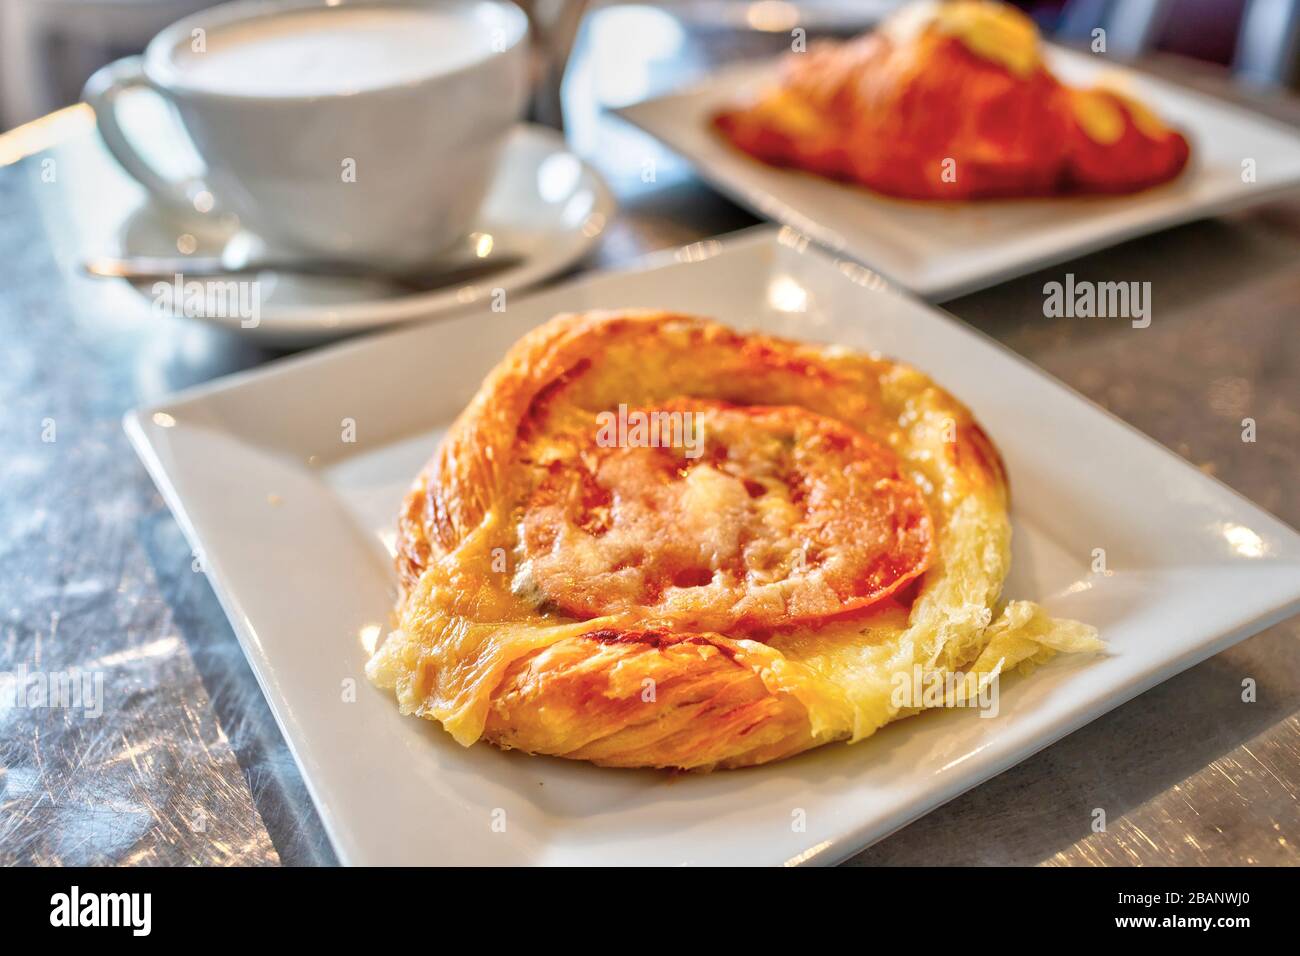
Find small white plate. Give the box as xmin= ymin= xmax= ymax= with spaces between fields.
xmin=114 ymin=123 xmax=616 ymax=345
xmin=126 ymin=226 xmax=1300 ymax=866
xmin=616 ymin=49 xmax=1300 ymax=299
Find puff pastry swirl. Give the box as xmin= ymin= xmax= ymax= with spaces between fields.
xmin=367 ymin=310 xmax=1102 ymax=769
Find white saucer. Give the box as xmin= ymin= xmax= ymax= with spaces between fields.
xmin=114 ymin=123 xmax=616 ymax=346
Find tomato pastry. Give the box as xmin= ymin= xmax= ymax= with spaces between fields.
xmin=712 ymin=0 xmax=1191 ymax=199
xmin=367 ymin=311 xmax=1102 ymax=770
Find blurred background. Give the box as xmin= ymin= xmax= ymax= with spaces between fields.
xmin=2 ymin=0 xmax=1298 ymax=132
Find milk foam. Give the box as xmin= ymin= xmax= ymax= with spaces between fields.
xmin=175 ymin=5 xmax=497 ymax=96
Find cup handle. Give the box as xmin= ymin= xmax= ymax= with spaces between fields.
xmin=82 ymin=56 xmax=215 ymax=215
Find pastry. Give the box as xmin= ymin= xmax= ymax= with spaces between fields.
xmin=368 ymin=310 xmax=1102 ymax=769
xmin=712 ymin=0 xmax=1191 ymax=199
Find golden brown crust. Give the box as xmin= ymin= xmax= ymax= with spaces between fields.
xmin=399 ymin=311 xmax=998 ymax=582
xmin=482 ymin=630 xmax=816 ymax=769
xmin=712 ymin=0 xmax=1190 ymax=199
xmin=369 ymin=310 xmax=1100 ymax=770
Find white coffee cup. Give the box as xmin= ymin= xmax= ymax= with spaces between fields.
xmin=83 ymin=0 xmax=530 ymax=262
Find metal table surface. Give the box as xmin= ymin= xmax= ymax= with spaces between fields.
xmin=1 ymin=14 xmax=1297 ymax=866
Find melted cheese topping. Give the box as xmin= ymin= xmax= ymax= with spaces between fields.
xmin=518 ymin=400 xmax=933 ymax=632
xmin=1113 ymin=89 xmax=1172 ymax=140
xmin=1069 ymin=88 xmax=1125 ymax=145
xmin=882 ymin=0 xmax=1042 ymax=77
xmin=1070 ymin=85 xmax=1174 ymax=145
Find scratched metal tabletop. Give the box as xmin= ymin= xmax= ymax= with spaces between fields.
xmin=1 ymin=14 xmax=1296 ymax=866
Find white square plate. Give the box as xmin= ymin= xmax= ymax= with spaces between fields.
xmin=126 ymin=227 xmax=1300 ymax=865
xmin=616 ymin=49 xmax=1300 ymax=299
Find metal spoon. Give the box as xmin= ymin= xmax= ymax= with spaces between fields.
xmin=83 ymin=251 xmax=524 ymax=294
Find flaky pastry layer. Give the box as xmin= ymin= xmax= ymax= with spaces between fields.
xmin=367 ymin=310 xmax=1102 ymax=769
